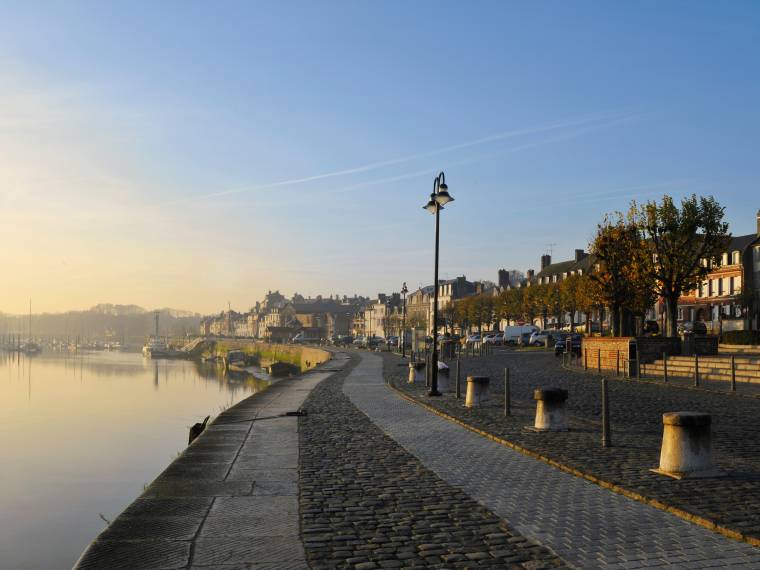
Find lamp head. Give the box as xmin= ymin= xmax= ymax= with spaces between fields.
xmin=435 ymin=182 xmax=454 ymax=206
xmin=423 ymin=193 xmax=438 ymax=214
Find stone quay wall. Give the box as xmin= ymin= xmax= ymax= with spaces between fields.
xmin=212 ymin=340 xmax=331 ymax=372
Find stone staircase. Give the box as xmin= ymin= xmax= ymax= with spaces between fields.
xmin=642 ymin=355 xmax=760 ymax=384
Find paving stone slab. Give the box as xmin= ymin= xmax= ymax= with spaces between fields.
xmin=75 ymin=539 xmax=190 ymax=569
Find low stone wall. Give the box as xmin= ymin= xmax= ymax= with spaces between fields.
xmin=636 ymin=337 xmax=682 ymax=363
xmin=683 ymin=335 xmax=719 ymax=357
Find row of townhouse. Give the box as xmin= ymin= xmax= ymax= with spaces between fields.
xmin=200 ymin=290 xmax=380 ymax=343
xmin=498 ymin=209 xmax=760 ymax=335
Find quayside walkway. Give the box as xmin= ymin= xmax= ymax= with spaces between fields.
xmin=349 ymin=352 xmax=760 ymax=569
xmin=75 ymin=356 xmax=350 ymax=570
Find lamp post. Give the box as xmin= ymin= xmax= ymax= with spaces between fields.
xmin=423 ymin=171 xmax=454 ymax=396
xmin=401 ymin=282 xmax=408 ymax=358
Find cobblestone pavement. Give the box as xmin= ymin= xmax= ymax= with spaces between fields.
xmin=352 ymin=351 xmax=760 ymax=568
xmin=300 ymin=352 xmax=568 ymax=570
xmin=386 ymin=349 xmax=760 ymax=545
xmin=75 ymin=364 xmax=338 ymax=570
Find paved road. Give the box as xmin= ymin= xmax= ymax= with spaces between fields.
xmin=75 ymin=362 xmax=345 ymax=570
xmin=348 ymin=352 xmax=760 ymax=569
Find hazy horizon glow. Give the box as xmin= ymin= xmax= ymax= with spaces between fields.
xmin=1 ymin=2 xmax=759 ymax=314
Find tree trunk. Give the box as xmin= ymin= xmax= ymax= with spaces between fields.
xmin=611 ymin=304 xmax=621 ymax=337
xmin=664 ymin=295 xmax=679 ymax=338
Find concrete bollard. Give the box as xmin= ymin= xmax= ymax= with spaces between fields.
xmin=652 ymin=412 xmax=724 ymax=479
xmin=465 ymin=376 xmax=490 ymax=408
xmin=530 ymin=388 xmax=569 ymax=432
xmin=408 ymin=362 xmax=424 ymax=384
xmin=437 ymin=361 xmax=451 ymax=392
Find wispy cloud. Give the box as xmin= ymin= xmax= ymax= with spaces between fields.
xmin=171 ymin=110 xmax=635 ymax=205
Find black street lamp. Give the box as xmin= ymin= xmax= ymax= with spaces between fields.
xmin=423 ymin=171 xmax=454 ymax=396
xmin=401 ymin=282 xmax=408 ymax=358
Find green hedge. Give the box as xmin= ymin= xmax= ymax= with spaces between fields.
xmin=722 ymin=330 xmax=760 ymax=345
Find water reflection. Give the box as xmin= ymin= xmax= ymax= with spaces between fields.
xmin=0 ymin=350 xmax=269 ymax=570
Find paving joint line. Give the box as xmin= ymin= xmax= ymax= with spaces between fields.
xmin=386 ymin=379 xmax=760 ymax=549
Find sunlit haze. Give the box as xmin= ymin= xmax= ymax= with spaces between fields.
xmin=1 ymin=1 xmax=759 ymax=314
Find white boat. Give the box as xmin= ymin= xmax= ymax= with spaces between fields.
xmin=142 ymin=337 xmax=169 ymax=358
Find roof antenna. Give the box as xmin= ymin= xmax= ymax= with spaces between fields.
xmin=545 ymin=243 xmax=557 ymax=256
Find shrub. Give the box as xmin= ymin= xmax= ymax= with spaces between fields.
xmin=722 ymin=330 xmax=760 ymax=345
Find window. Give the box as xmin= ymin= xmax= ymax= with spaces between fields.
xmin=729 ymin=277 xmax=735 ymax=295
xmin=718 ymin=279 xmax=723 ymax=296
xmin=721 ymin=252 xmax=728 ymax=266
xmin=732 ymin=251 xmax=741 ymax=265
xmin=678 ymin=308 xmax=684 ymax=320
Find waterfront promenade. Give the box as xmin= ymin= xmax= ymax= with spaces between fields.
xmin=76 ymin=349 xmax=760 ymax=569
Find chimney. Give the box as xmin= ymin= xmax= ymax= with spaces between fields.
xmin=757 ymin=209 xmax=760 ymax=236
xmin=498 ymin=269 xmax=509 ymax=288
xmin=527 ymin=269 xmax=535 ymax=281
xmin=575 ymin=249 xmax=586 ymax=262
xmin=540 ymin=254 xmax=552 ymax=269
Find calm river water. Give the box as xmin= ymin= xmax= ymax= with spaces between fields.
xmin=0 ymin=350 xmax=269 ymax=570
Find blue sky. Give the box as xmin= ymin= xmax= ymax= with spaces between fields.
xmin=1 ymin=1 xmax=759 ymax=313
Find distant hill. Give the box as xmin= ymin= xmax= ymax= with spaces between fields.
xmin=90 ymin=304 xmax=147 ymax=316
xmin=0 ymin=304 xmax=201 ymax=343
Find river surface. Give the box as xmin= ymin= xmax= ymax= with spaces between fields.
xmin=0 ymin=350 xmax=270 ymax=570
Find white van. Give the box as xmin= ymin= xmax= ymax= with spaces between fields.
xmin=503 ymin=325 xmax=539 ymax=345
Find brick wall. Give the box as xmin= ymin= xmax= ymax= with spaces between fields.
xmin=582 ymin=337 xmax=634 ymax=373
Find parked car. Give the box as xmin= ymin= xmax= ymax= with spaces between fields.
xmin=503 ymin=325 xmax=539 ymax=345
xmin=352 ymin=336 xmax=366 ymax=346
xmin=483 ymin=333 xmax=503 ymax=345
xmin=465 ymin=333 xmax=481 ymax=344
xmin=529 ymin=331 xmax=559 ymax=346
xmin=554 ymin=334 xmax=582 ymax=356
xmin=642 ymin=320 xmax=660 ymax=336
xmin=386 ymin=335 xmax=399 ymax=347
xmin=677 ymin=321 xmax=707 ymax=335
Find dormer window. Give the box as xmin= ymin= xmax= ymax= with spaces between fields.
xmin=732 ymin=251 xmax=740 ymax=265
xmin=721 ymin=253 xmax=728 ymax=266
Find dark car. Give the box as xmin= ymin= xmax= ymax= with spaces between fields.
xmin=643 ymin=320 xmax=660 ymax=336
xmin=554 ymin=334 xmax=582 ymax=356
xmin=677 ymin=321 xmax=707 ymax=335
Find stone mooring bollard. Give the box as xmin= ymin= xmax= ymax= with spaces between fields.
xmin=651 ymin=412 xmax=724 ymax=479
xmin=529 ymin=388 xmax=569 ymax=432
xmin=408 ymin=362 xmax=425 ymax=384
xmin=465 ymin=376 xmax=490 ymax=408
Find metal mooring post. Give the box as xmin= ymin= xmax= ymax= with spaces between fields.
xmin=597 ymin=349 xmax=601 ymax=374
xmin=601 ymin=377 xmax=611 ymax=448
xmin=584 ymin=348 xmax=588 ymax=370
xmin=455 ymin=356 xmax=461 ymax=399
xmin=731 ymin=355 xmax=736 ymax=393
xmin=663 ymin=352 xmax=668 ymax=383
xmin=504 ymin=368 xmax=511 ymax=417
xmin=616 ymin=350 xmax=620 ymax=377
xmin=694 ymin=354 xmax=699 ymax=387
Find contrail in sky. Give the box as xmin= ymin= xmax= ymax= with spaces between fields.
xmin=312 ymin=112 xmax=642 ymax=198
xmin=174 ymin=110 xmax=635 ymax=204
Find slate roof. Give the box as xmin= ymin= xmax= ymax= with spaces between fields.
xmin=535 ymin=254 xmax=596 ymax=279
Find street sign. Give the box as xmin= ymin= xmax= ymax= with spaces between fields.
xmin=517 ymin=320 xmax=525 ymax=326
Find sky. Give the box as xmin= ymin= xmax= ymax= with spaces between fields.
xmin=0 ymin=1 xmax=759 ymax=315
